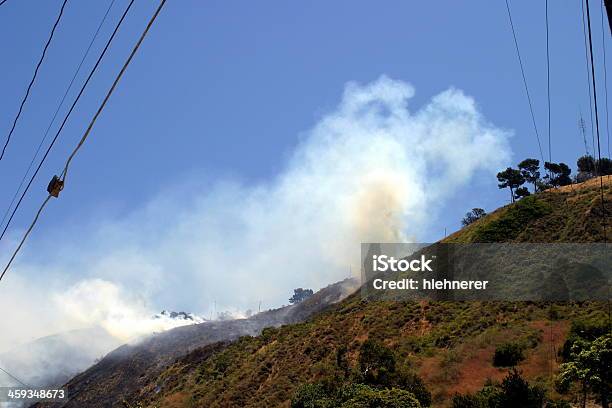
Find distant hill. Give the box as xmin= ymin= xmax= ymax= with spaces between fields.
xmin=33 ymin=279 xmax=355 ymax=408
xmin=35 ymin=177 xmax=610 ymax=407
xmin=0 ymin=326 xmax=119 ymax=389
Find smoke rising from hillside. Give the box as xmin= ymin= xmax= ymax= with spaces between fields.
xmin=0 ymin=76 xmax=511 ymax=350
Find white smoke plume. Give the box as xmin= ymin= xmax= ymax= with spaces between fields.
xmin=0 ymin=76 xmax=511 ymax=352
xmin=54 ymin=279 xmax=205 ymax=341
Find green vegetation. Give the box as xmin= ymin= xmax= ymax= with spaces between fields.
xmin=292 ymin=383 xmax=422 ymax=408
xmin=559 ymin=313 xmax=610 ymax=361
xmin=555 ymin=314 xmax=611 ymax=408
xmin=544 ymin=162 xmax=572 ymax=187
xmin=470 ymin=195 xmax=551 ymax=242
xmin=577 ymin=154 xmax=612 ymax=182
xmin=492 ymin=342 xmax=524 ymax=367
xmin=290 ymin=339 xmax=431 ymax=407
xmin=497 ymin=167 xmax=525 ymax=203
xmin=132 ymin=177 xmax=610 ymax=407
xmin=451 ymin=370 xmax=545 ymax=408
xmin=496 ymin=157 xmax=573 ymax=202
xmin=518 ymin=158 xmax=541 ymax=193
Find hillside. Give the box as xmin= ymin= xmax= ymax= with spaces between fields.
xmin=0 ymin=326 xmax=119 ymax=388
xmin=33 ymin=278 xmax=355 ymax=408
xmin=37 ymin=177 xmax=611 ymax=408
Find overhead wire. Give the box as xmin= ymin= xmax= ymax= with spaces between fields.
xmin=545 ymin=0 xmax=552 ymax=167
xmin=601 ymin=0 xmax=611 ymax=158
xmin=0 ymin=0 xmax=69 ymax=161
xmin=0 ymin=0 xmax=136 ymax=245
xmin=0 ymin=0 xmax=168 ymax=284
xmin=60 ymin=0 xmax=167 ymax=185
xmin=583 ymin=0 xmax=598 ymax=156
xmin=0 ymin=0 xmax=117 ymax=234
xmin=0 ymin=365 xmax=31 ymax=388
xmin=585 ymin=0 xmax=608 ymax=241
xmin=504 ymin=0 xmax=545 ymax=165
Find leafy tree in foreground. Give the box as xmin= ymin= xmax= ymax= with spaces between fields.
xmin=518 ymin=158 xmax=541 ymax=192
xmin=289 ymin=288 xmax=314 ymax=304
xmin=557 ymin=334 xmax=611 ymax=408
xmin=461 ymin=208 xmax=487 ymax=227
xmin=497 ymin=167 xmax=525 ymax=203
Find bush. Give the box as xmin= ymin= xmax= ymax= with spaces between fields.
xmin=452 ymin=370 xmax=544 ymax=408
xmin=292 ymin=383 xmax=422 ymax=408
xmin=545 ymin=400 xmax=571 ymax=408
xmin=451 ymin=393 xmax=485 ymax=408
xmin=493 ymin=342 xmax=525 ymax=367
xmin=392 ymin=366 xmax=431 ymax=407
xmin=291 ymin=383 xmax=335 ymax=408
xmin=497 ymin=369 xmax=545 ymax=408
xmin=359 ymin=340 xmax=396 ymax=385
xmin=339 ymin=384 xmax=422 ymax=408
xmin=293 ymin=341 xmax=431 ymax=408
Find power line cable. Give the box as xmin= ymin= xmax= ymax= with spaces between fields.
xmin=0 ymin=0 xmax=167 ymax=284
xmin=504 ymin=0 xmax=545 ymax=165
xmin=60 ymin=0 xmax=166 ymax=184
xmin=545 ymin=0 xmax=552 ymax=166
xmin=0 ymin=0 xmax=8 ymax=7
xmin=0 ymin=196 xmax=50 ymax=282
xmin=601 ymin=0 xmax=611 ymax=158
xmin=0 ymin=0 xmax=117 ymax=233
xmin=0 ymin=0 xmax=136 ymax=245
xmin=0 ymin=365 xmax=31 ymax=388
xmin=0 ymin=0 xmax=69 ymax=161
xmin=583 ymin=0 xmax=598 ymax=156
xmin=585 ymin=0 xmax=608 ymax=241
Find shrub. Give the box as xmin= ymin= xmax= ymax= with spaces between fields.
xmin=392 ymin=366 xmax=431 ymax=407
xmin=339 ymin=384 xmax=421 ymax=408
xmin=292 ymin=383 xmax=422 ymax=408
xmin=452 ymin=370 xmax=544 ymax=408
xmin=359 ymin=339 xmax=396 ymax=385
xmin=291 ymin=383 xmax=335 ymax=408
xmin=546 ymin=400 xmax=571 ymax=408
xmin=497 ymin=369 xmax=545 ymax=408
xmin=493 ymin=342 xmax=525 ymax=367
xmin=451 ymin=393 xmax=485 ymax=408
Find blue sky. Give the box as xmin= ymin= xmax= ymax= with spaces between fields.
xmin=0 ymin=1 xmax=610 ymax=326
xmin=0 ymin=0 xmax=608 ymax=239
